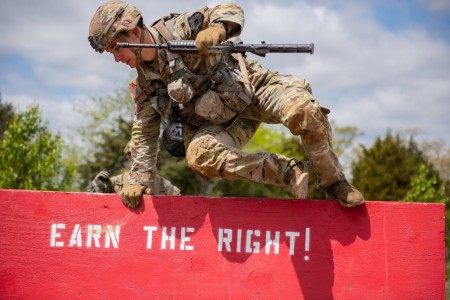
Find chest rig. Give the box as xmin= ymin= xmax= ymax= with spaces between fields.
xmin=149 ymin=13 xmax=254 ymax=126
xmin=135 ymin=13 xmax=254 ymax=156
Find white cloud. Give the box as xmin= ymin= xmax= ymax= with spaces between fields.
xmin=419 ymin=0 xmax=450 ymax=12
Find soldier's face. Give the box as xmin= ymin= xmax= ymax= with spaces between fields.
xmin=106 ymin=40 xmax=137 ymax=68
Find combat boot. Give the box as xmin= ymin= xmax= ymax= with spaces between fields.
xmin=285 ymin=159 xmax=310 ymax=199
xmin=323 ymin=179 xmax=364 ymax=207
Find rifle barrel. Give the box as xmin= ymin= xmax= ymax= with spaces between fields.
xmin=116 ymin=41 xmax=314 ymax=55
xmin=116 ymin=43 xmax=164 ymax=49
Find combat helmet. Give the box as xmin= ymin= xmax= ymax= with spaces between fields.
xmin=88 ymin=1 xmax=141 ymax=53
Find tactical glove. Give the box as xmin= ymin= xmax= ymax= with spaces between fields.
xmin=195 ymin=23 xmax=227 ymax=55
xmin=120 ymin=184 xmax=146 ymax=209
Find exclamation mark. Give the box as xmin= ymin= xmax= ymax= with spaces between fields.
xmin=304 ymin=227 xmax=310 ymax=261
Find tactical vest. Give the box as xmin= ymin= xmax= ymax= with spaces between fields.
xmin=137 ymin=13 xmax=254 ymax=128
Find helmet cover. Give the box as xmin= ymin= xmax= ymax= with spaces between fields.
xmin=88 ymin=1 xmax=141 ymax=52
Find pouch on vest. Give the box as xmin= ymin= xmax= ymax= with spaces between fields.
xmin=167 ymin=77 xmax=195 ymax=103
xmin=209 ymin=52 xmax=253 ymax=121
xmin=195 ymin=90 xmax=236 ymax=124
xmin=162 ymin=107 xmax=186 ymax=157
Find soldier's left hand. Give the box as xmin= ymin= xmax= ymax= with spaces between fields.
xmin=195 ymin=23 xmax=227 ymax=55
xmin=120 ymin=184 xmax=146 ymax=209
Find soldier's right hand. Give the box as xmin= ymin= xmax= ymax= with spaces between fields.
xmin=195 ymin=23 xmax=227 ymax=56
xmin=120 ymin=184 xmax=146 ymax=209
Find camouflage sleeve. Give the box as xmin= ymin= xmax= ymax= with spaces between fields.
xmin=207 ymin=2 xmax=245 ymax=37
xmin=174 ymin=2 xmax=244 ymax=40
xmin=128 ymin=81 xmax=162 ymax=188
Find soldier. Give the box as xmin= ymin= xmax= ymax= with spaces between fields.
xmin=88 ymin=1 xmax=364 ymax=209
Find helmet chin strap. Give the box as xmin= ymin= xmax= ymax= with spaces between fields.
xmin=134 ymin=25 xmax=147 ymax=66
xmin=134 ymin=25 xmax=153 ymax=97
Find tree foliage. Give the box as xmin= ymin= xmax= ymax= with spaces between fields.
xmin=0 ymin=105 xmax=76 ymax=191
xmin=330 ymin=120 xmax=362 ymax=157
xmin=404 ymin=164 xmax=447 ymax=203
xmin=0 ymin=92 xmax=15 ymax=139
xmin=351 ymin=132 xmax=429 ymax=201
xmin=76 ymin=88 xmax=134 ymax=189
xmin=157 ymin=154 xmax=210 ymax=196
xmin=420 ymin=140 xmax=450 ymax=184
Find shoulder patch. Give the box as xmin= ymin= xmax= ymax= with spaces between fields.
xmin=188 ymin=12 xmax=204 ymax=36
xmin=129 ymin=80 xmax=141 ymax=100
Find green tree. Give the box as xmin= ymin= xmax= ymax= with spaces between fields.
xmin=420 ymin=140 xmax=450 ymax=185
xmin=404 ymin=164 xmax=447 ymax=203
xmin=351 ymin=132 xmax=428 ymax=201
xmin=0 ymin=105 xmax=76 ymax=191
xmin=76 ymin=87 xmax=134 ymax=189
xmin=330 ymin=120 xmax=362 ymax=157
xmin=0 ymin=92 xmax=15 ymax=139
xmin=158 ymin=156 xmax=210 ymax=195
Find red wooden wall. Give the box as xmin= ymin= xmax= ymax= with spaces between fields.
xmin=0 ymin=189 xmax=444 ymax=299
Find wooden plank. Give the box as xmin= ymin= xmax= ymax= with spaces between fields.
xmin=0 ymin=189 xmax=444 ymax=299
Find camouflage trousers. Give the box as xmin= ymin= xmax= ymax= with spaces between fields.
xmin=186 ymin=74 xmax=344 ymax=189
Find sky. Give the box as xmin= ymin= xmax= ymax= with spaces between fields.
xmin=0 ymin=0 xmax=449 ymax=150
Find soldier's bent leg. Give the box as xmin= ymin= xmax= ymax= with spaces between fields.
xmin=156 ymin=175 xmax=181 ymax=196
xmin=249 ymin=75 xmax=363 ymax=206
xmin=280 ymin=84 xmax=364 ymax=207
xmin=186 ymin=119 xmax=309 ymax=198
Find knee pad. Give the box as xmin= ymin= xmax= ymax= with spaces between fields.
xmin=283 ymin=99 xmax=330 ymax=145
xmin=186 ymin=135 xmax=227 ymax=178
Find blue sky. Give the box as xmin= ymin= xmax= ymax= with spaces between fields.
xmin=0 ymin=0 xmax=449 ymax=151
xmin=373 ymin=0 xmax=450 ymax=38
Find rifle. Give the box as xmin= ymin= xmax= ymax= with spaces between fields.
xmin=116 ymin=39 xmax=314 ymax=57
